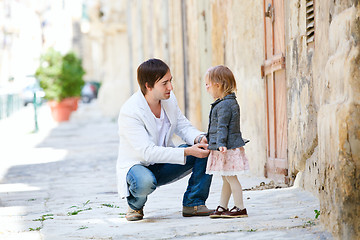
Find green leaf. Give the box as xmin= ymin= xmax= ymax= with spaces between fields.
xmin=314 ymin=209 xmax=320 ymax=219
xmin=29 ymin=227 xmax=42 ymax=231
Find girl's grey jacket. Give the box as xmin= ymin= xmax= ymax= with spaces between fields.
xmin=206 ymin=92 xmax=246 ymax=150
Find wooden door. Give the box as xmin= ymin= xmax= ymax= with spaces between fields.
xmin=262 ymin=0 xmax=288 ymax=183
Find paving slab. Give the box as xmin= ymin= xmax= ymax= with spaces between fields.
xmin=0 ymin=103 xmax=333 ymax=239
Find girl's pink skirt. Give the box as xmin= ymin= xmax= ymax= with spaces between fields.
xmin=206 ymin=147 xmax=249 ymax=176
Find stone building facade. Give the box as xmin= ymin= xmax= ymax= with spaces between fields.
xmin=82 ymin=1 xmax=359 ymax=239
xmin=286 ymin=1 xmax=359 ymax=239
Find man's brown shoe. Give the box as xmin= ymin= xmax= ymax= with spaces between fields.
xmin=221 ymin=206 xmax=248 ymax=218
xmin=125 ymin=207 xmax=144 ymax=221
xmin=210 ymin=206 xmax=228 ymax=218
xmin=182 ymin=205 xmax=213 ymax=217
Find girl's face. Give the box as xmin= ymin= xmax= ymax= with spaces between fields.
xmin=205 ymin=77 xmax=221 ymax=99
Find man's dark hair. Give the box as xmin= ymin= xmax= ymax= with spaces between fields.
xmin=137 ymin=58 xmax=170 ymax=95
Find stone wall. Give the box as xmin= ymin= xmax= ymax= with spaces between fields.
xmin=82 ymin=0 xmax=130 ymax=117
xmin=286 ymin=0 xmax=320 ymax=191
xmin=286 ymin=1 xmax=360 ymax=239
xmin=317 ymin=4 xmax=360 ymax=239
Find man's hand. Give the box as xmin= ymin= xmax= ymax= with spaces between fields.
xmin=184 ymin=143 xmax=210 ymax=158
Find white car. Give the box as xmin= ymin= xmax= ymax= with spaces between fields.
xmin=21 ymin=76 xmax=45 ymax=106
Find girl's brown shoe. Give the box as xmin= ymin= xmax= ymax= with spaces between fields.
xmin=221 ymin=206 xmax=248 ymax=218
xmin=210 ymin=206 xmax=228 ymax=218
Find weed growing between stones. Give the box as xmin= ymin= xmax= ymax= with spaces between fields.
xmin=314 ymin=209 xmax=320 ymax=219
xmin=33 ymin=214 xmax=54 ymax=222
xmin=29 ymin=227 xmax=42 ymax=231
xmin=303 ymin=220 xmax=316 ymax=228
xmin=67 ymin=200 xmax=92 ymax=216
xmin=101 ymin=203 xmax=120 ymax=208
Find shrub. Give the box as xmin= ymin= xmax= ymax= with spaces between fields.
xmin=35 ymin=48 xmax=85 ymax=102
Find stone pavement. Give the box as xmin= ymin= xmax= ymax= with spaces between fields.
xmin=0 ymin=103 xmax=333 ymax=240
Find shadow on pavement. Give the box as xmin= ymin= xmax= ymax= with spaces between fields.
xmin=0 ymin=104 xmax=124 ymax=239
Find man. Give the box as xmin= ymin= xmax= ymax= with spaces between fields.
xmin=117 ymin=58 xmax=213 ymax=221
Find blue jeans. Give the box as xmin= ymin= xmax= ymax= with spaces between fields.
xmin=126 ymin=144 xmax=212 ymax=210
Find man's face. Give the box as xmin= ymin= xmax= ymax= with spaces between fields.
xmin=147 ymin=70 xmax=173 ymax=101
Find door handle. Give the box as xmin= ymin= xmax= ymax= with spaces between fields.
xmin=265 ymin=3 xmax=274 ymax=22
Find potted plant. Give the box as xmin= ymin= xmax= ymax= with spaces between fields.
xmin=35 ymin=48 xmax=85 ymax=122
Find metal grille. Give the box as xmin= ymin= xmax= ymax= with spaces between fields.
xmin=0 ymin=93 xmax=23 ymax=120
xmin=306 ymin=0 xmax=315 ymax=44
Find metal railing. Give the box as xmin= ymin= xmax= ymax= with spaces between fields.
xmin=0 ymin=93 xmax=23 ymax=120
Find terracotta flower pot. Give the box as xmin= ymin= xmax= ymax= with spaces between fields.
xmin=69 ymin=97 xmax=80 ymax=111
xmin=48 ymin=98 xmax=76 ymax=122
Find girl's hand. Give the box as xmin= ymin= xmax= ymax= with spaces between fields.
xmin=219 ymin=146 xmax=227 ymax=153
xmin=195 ymin=134 xmax=206 ymax=144
xmin=200 ymin=136 xmax=208 ymax=145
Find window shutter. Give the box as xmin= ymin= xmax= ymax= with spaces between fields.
xmin=306 ymin=0 xmax=315 ymax=44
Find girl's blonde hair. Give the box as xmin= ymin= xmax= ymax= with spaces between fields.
xmin=205 ymin=65 xmax=237 ymax=96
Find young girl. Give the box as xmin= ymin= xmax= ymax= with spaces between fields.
xmin=204 ymin=65 xmax=250 ymax=218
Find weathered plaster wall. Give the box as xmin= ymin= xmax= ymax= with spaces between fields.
xmin=226 ymin=0 xmax=266 ymax=176
xmin=286 ymin=0 xmax=319 ymax=189
xmin=83 ymin=0 xmax=130 ymax=117
xmin=168 ymin=1 xmax=185 ymax=112
xmin=286 ymin=0 xmax=360 ymax=239
xmin=126 ymin=0 xmax=188 ymax=113
xmin=209 ymin=0 xmax=266 ymax=175
xmin=317 ymin=4 xmax=360 ymax=239
xmin=184 ymin=0 xmax=203 ymax=130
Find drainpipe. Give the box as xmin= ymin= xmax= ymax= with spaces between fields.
xmin=127 ymin=0 xmax=134 ymax=94
xmin=181 ymin=0 xmax=189 ymax=117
